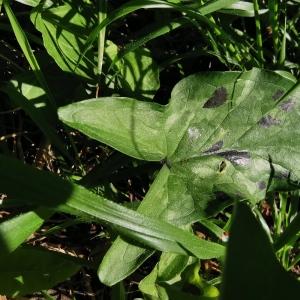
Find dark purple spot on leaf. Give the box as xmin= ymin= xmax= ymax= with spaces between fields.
xmin=203 ymin=87 xmax=228 ymax=108
xmin=274 ymin=170 xmax=290 ymax=180
xmin=217 ymin=151 xmax=250 ymax=166
xmin=272 ymin=89 xmax=285 ymax=101
xmin=257 ymin=181 xmax=266 ymax=190
xmin=204 ymin=140 xmax=223 ymax=153
xmin=259 ymin=115 xmax=281 ymax=128
xmin=280 ymin=98 xmax=295 ymax=112
xmin=214 ymin=191 xmax=231 ymax=202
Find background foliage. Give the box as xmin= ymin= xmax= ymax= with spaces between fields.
xmin=0 ymin=0 xmax=299 ymax=299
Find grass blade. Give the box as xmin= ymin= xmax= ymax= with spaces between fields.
xmin=269 ymin=0 xmax=280 ymax=60
xmin=3 ymin=0 xmax=56 ymax=112
xmin=1 ymin=83 xmax=71 ymax=159
xmin=274 ymin=212 xmax=300 ymax=251
xmin=99 ymin=165 xmax=169 ymax=286
xmin=0 ymin=155 xmax=225 ymax=259
xmin=79 ymin=0 xmax=239 ymax=68
xmin=253 ymin=0 xmax=264 ymax=66
xmin=97 ymin=0 xmax=107 ymax=97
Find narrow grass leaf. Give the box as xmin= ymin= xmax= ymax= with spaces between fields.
xmin=108 ymin=18 xmax=187 ymax=72
xmin=97 ymin=0 xmax=107 ymax=78
xmin=274 ymin=212 xmax=300 ymax=251
xmin=0 ymin=155 xmax=225 ymax=259
xmin=1 ymin=83 xmax=71 ymax=159
xmin=79 ymin=0 xmax=239 ymax=67
xmin=99 ymin=166 xmax=169 ymax=286
xmin=3 ymin=0 xmax=56 ymax=111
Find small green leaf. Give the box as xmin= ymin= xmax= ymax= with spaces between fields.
xmin=31 ymin=3 xmax=97 ymax=79
xmin=106 ymin=40 xmax=160 ymax=100
xmin=139 ymin=253 xmax=218 ymax=300
xmin=221 ymin=202 xmax=300 ymax=300
xmin=0 ymin=208 xmax=52 ymax=255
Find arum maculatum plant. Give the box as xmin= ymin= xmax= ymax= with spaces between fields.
xmin=0 ymin=68 xmax=300 ymax=298
xmin=58 ymin=68 xmax=300 ymax=297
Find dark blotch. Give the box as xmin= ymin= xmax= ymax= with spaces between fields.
xmin=217 ymin=150 xmax=251 ymax=166
xmin=280 ymin=98 xmax=295 ymax=112
xmin=214 ymin=191 xmax=231 ymax=202
xmin=203 ymin=87 xmax=228 ymax=108
xmin=204 ymin=140 xmax=223 ymax=154
xmin=272 ymin=89 xmax=285 ymax=101
xmin=274 ymin=170 xmax=290 ymax=180
xmin=259 ymin=115 xmax=281 ymax=128
xmin=257 ymin=181 xmax=266 ymax=190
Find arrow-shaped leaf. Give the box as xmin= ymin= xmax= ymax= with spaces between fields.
xmin=59 ymin=68 xmax=300 ymax=285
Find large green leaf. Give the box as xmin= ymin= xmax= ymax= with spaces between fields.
xmin=31 ymin=2 xmax=97 ymax=80
xmin=0 ymin=155 xmax=224 ymax=260
xmin=59 ymin=69 xmax=300 ymax=284
xmin=59 ymin=97 xmax=167 ymax=161
xmin=59 ymin=69 xmax=300 ymax=218
xmin=221 ymin=202 xmax=300 ymax=300
xmin=0 ymin=246 xmax=81 ymax=297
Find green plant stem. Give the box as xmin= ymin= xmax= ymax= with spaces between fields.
xmin=269 ymin=0 xmax=279 ymax=61
xmin=253 ymin=0 xmax=264 ymax=66
xmin=278 ymin=1 xmax=287 ymax=66
xmin=96 ymin=0 xmax=107 ymax=97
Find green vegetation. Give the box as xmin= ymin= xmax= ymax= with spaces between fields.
xmin=0 ymin=0 xmax=299 ymax=299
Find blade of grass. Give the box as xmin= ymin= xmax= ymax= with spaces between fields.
xmin=78 ymin=0 xmax=239 ymax=68
xmin=269 ymin=0 xmax=280 ymax=61
xmin=0 ymin=155 xmax=225 ymax=259
xmin=96 ymin=0 xmax=107 ymax=97
xmin=253 ymin=0 xmax=264 ymax=66
xmin=278 ymin=7 xmax=287 ymax=66
xmin=3 ymin=0 xmax=56 ymax=112
xmin=1 ymin=83 xmax=71 ymax=159
xmin=99 ymin=165 xmax=168 ymax=286
xmin=274 ymin=212 xmax=300 ymax=251
xmin=108 ymin=18 xmax=187 ymax=72
xmin=3 ymin=0 xmax=71 ymax=159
